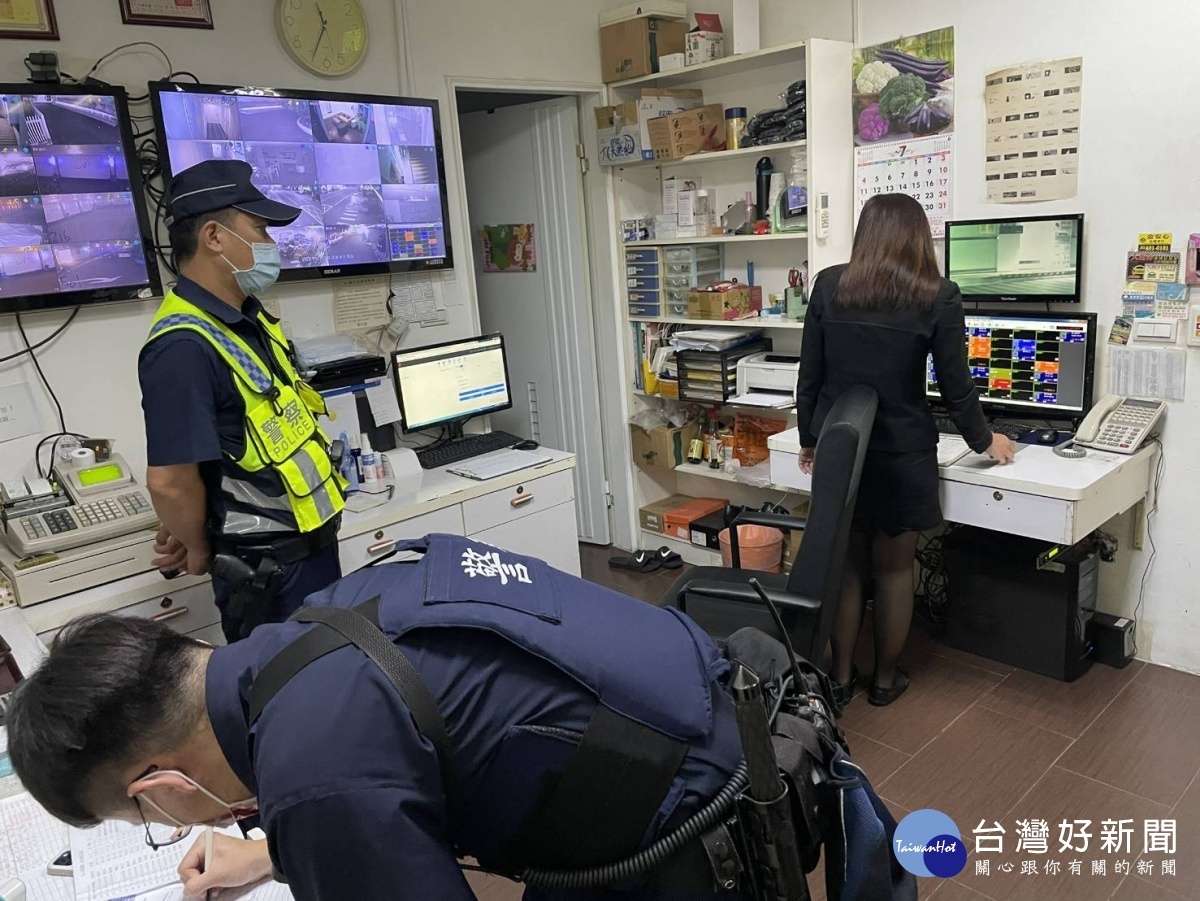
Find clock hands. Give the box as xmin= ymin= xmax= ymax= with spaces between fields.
xmin=312 ymin=2 xmax=330 ymax=61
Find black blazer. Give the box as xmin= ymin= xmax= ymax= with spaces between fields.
xmin=796 ymin=265 xmax=992 ymax=454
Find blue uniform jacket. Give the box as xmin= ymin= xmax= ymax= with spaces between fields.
xmin=205 ymin=534 xmax=744 ymax=900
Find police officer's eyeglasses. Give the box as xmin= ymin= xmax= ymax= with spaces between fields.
xmin=132 ymin=795 xmax=194 ymax=851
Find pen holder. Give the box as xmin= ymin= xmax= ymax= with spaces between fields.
xmin=785 ymin=286 xmax=807 ymax=320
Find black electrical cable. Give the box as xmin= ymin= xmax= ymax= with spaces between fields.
xmin=16 ymin=314 xmax=66 ymax=435
xmin=0 ymin=307 xmax=79 ymax=365
xmin=85 ymin=42 xmax=173 ymax=82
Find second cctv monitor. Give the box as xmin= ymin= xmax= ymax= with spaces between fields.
xmin=150 ymin=82 xmax=454 ymax=281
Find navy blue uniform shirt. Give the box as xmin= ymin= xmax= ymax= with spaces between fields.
xmin=204 ymin=552 xmax=743 ymax=900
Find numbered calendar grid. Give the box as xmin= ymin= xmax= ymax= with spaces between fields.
xmin=855 ymin=135 xmax=955 ymax=238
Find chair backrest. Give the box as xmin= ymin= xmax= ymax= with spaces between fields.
xmin=786 ymin=385 xmax=878 ymax=659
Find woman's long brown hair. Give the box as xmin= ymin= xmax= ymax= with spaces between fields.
xmin=837 ymin=193 xmax=941 ymax=310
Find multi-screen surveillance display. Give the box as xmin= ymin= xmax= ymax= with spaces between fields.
xmin=0 ymin=91 xmax=154 ymax=305
xmin=153 ymin=87 xmax=452 ymax=276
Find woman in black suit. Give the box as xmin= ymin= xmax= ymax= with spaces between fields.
xmin=795 ymin=194 xmax=1016 ymax=708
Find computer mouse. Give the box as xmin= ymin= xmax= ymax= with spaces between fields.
xmin=1036 ymin=429 xmax=1060 ymax=445
xmin=514 ymin=439 xmax=540 ymax=451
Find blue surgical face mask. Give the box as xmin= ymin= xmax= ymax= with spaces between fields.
xmin=219 ymin=223 xmax=281 ymax=296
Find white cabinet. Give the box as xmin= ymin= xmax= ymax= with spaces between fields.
xmin=35 ymin=578 xmax=219 ymax=644
xmin=339 ymin=505 xmax=465 ymax=574
xmin=472 ymin=500 xmax=582 ymax=576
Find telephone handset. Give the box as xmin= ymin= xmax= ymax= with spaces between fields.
xmin=1071 ymin=395 xmax=1166 ymax=454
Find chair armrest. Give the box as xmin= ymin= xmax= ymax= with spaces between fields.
xmin=674 ymin=578 xmax=821 ymax=614
xmin=730 ymin=510 xmax=809 ymax=534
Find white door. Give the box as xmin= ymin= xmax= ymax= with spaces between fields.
xmin=459 ymin=97 xmax=611 ymax=545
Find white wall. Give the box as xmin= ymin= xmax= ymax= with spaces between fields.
xmin=855 ymin=0 xmax=1200 ymax=672
xmin=0 ymin=0 xmax=403 ymax=481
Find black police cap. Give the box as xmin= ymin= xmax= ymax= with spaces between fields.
xmin=165 ymin=160 xmax=300 ymax=228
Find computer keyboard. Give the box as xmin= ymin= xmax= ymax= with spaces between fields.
xmin=417 ymin=431 xmax=522 ymax=469
xmin=991 ymin=422 xmax=1035 ymax=441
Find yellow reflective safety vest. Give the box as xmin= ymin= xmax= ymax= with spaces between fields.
xmin=145 ymin=290 xmax=345 ymax=537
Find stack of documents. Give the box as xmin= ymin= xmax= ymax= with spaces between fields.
xmin=727 ymin=391 xmax=794 ymax=409
xmin=671 ymin=329 xmax=764 ymax=352
xmin=448 ymin=450 xmax=552 ymax=481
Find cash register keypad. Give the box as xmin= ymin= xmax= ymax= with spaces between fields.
xmin=17 ymin=491 xmax=152 ymax=542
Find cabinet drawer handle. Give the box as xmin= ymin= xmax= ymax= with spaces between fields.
xmin=150 ymin=606 xmax=189 ymax=623
xmin=368 ymin=539 xmax=396 ymax=555
xmin=510 ymin=493 xmax=536 ymax=508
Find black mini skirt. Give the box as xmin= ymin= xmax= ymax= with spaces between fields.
xmin=851 ymin=448 xmax=942 ymax=536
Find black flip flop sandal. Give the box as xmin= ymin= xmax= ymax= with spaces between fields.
xmin=607 ymin=549 xmax=662 ymax=573
xmin=655 ymin=546 xmax=684 ymax=569
xmin=868 ymin=668 xmax=910 ymax=707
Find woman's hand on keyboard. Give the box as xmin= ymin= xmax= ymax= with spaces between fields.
xmin=179 ymin=834 xmax=272 ymax=898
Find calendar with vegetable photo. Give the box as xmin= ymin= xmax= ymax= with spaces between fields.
xmin=853 ymin=27 xmax=954 ymax=146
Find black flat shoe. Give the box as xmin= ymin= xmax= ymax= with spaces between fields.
xmin=832 ymin=665 xmax=859 ymax=711
xmin=868 ymin=668 xmax=910 ymax=707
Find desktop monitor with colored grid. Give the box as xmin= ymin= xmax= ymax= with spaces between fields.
xmin=927 ymin=311 xmax=1097 ymax=418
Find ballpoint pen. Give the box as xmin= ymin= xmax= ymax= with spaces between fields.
xmin=204 ymin=826 xmax=214 ymax=901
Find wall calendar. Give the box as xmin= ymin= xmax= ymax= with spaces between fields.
xmin=854 ymin=134 xmax=954 ymax=238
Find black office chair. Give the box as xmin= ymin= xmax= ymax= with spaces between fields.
xmin=659 ymin=386 xmax=878 ymax=664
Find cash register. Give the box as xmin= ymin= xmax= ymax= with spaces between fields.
xmin=1 ymin=453 xmax=157 ymax=557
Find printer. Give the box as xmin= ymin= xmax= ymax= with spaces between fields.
xmin=736 ymin=352 xmax=801 ymax=403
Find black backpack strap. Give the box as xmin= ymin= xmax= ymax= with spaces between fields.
xmin=514 ymin=704 xmax=688 ymax=869
xmin=247 ymin=597 xmax=455 ymax=790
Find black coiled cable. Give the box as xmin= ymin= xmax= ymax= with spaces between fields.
xmin=521 ymin=762 xmax=749 ymax=890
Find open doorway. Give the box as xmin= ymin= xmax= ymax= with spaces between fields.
xmin=455 ymin=87 xmax=612 ymax=546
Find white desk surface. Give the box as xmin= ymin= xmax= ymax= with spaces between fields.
xmin=769 ymin=428 xmax=1155 ymax=502
xmin=342 ymin=449 xmax=576 ymax=540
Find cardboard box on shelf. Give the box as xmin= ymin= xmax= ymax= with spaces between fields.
xmin=686 ymin=13 xmax=726 ymax=66
xmin=646 ymin=103 xmax=726 ymax=160
xmin=639 ymin=493 xmax=691 ymax=533
xmin=595 ymin=100 xmax=643 ymax=166
xmin=630 ymin=420 xmax=701 ymax=470
xmin=601 ymin=17 xmax=689 ymax=83
xmin=687 ymin=283 xmax=764 ymax=320
xmin=637 ymin=89 xmax=704 ymax=160
xmin=663 ymin=497 xmax=728 ymax=541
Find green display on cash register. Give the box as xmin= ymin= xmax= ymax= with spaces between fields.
xmin=78 ymin=463 xmax=123 ymax=487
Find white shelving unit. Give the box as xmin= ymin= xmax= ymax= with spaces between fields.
xmin=609 ymin=38 xmax=853 ymax=550
xmin=623 ymin=233 xmax=805 ymax=246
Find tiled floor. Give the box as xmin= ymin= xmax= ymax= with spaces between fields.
xmin=463 ymin=544 xmax=1200 ymax=900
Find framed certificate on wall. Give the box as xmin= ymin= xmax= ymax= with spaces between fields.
xmin=0 ymin=0 xmax=59 ymax=40
xmin=119 ymin=0 xmax=214 ymax=29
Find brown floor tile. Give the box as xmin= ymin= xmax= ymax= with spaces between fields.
xmin=1133 ymin=770 xmax=1200 ymax=898
xmin=916 ymin=625 xmax=1017 ymax=679
xmin=957 ymin=767 xmax=1171 ymax=901
xmin=1110 ymin=875 xmax=1186 ymax=899
xmin=929 ymin=880 xmax=995 ymax=900
xmin=843 ymin=727 xmax=911 ymax=786
xmin=1057 ymin=683 xmax=1200 ymax=807
xmin=838 ymin=653 xmax=1005 ymax=755
xmin=1134 ymin=663 xmax=1200 ymax=701
xmin=877 ymin=706 xmax=1069 ymax=831
xmin=978 ymin=660 xmax=1144 ymax=739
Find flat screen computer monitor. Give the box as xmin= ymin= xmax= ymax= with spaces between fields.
xmin=150 ymin=81 xmax=454 ymax=281
xmin=393 ymin=334 xmax=512 ymax=435
xmin=945 ymin=213 xmax=1084 ymax=303
xmin=927 ymin=311 xmax=1097 ymax=418
xmin=0 ymin=85 xmax=161 ymax=313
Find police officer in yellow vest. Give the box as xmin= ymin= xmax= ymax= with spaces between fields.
xmin=139 ymin=160 xmax=345 ymax=642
